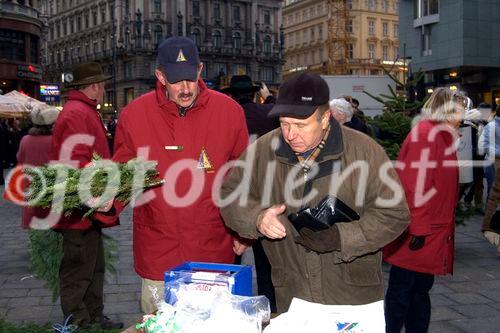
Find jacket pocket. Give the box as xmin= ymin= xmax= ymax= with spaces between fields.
xmin=271 ymin=267 xmax=285 ymax=288
xmin=340 ymin=253 xmax=382 ymax=286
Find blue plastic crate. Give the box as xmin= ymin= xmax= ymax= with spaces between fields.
xmin=164 ymin=262 xmax=253 ymax=303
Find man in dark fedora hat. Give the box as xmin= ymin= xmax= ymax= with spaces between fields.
xmin=222 ymin=75 xmax=279 ymax=139
xmin=222 ymin=74 xmax=279 ymax=312
xmin=51 ymin=62 xmax=123 ymax=329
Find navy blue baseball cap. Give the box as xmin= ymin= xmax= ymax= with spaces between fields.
xmin=158 ymin=36 xmax=200 ymax=84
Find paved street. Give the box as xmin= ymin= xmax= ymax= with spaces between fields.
xmin=1 ymin=185 xmax=500 ymax=331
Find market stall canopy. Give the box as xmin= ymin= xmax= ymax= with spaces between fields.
xmin=0 ymin=90 xmax=48 ymax=118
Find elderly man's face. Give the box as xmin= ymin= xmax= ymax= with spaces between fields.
xmin=280 ymin=108 xmax=330 ymax=153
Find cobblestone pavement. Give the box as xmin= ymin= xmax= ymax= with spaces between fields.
xmin=1 ymin=185 xmax=500 ymax=331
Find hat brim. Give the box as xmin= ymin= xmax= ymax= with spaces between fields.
xmin=164 ymin=63 xmax=198 ymax=84
xmin=268 ymin=104 xmax=318 ymax=119
xmin=221 ymin=86 xmax=260 ymax=94
xmin=66 ymin=74 xmax=112 ymax=88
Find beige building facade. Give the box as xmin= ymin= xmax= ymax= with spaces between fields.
xmin=283 ymin=0 xmax=404 ymax=80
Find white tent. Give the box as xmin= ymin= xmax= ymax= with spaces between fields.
xmin=0 ymin=90 xmax=47 ymax=118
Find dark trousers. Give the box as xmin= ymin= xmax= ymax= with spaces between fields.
xmin=253 ymin=239 xmax=277 ymax=313
xmin=59 ymin=227 xmax=104 ymax=326
xmin=385 ymin=265 xmax=435 ymax=333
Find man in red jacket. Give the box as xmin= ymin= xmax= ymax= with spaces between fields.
xmin=51 ymin=62 xmax=123 ymax=329
xmin=94 ymin=37 xmax=249 ymax=313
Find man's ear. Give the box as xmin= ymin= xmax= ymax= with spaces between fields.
xmin=155 ymin=69 xmax=167 ymax=85
xmin=321 ymin=109 xmax=330 ymax=129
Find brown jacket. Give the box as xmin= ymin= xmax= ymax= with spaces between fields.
xmin=219 ymin=120 xmax=410 ymax=313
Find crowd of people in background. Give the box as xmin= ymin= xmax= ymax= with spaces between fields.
xmin=1 ymin=35 xmax=500 ymax=333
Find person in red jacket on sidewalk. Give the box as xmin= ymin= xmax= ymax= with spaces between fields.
xmin=383 ymin=88 xmax=465 ymax=333
xmin=51 ymin=62 xmax=123 ymax=329
xmin=93 ymin=37 xmax=249 ymax=313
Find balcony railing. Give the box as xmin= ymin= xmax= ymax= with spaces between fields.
xmin=0 ymin=1 xmax=39 ymax=20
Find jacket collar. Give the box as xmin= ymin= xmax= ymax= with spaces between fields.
xmin=155 ymin=79 xmax=209 ymax=116
xmin=275 ymin=118 xmax=344 ymax=164
xmin=67 ymin=90 xmax=98 ymax=108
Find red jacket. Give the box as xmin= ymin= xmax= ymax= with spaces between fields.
xmin=51 ymin=90 xmax=112 ymax=230
xmin=17 ymin=134 xmax=52 ymax=229
xmin=96 ymin=80 xmax=248 ymax=280
xmin=384 ymin=120 xmax=459 ymax=275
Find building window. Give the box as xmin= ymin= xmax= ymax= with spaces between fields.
xmin=394 ymin=46 xmax=399 ymax=58
xmin=233 ymin=63 xmax=247 ymax=75
xmin=101 ymin=36 xmax=106 ymax=51
xmin=63 ymin=20 xmax=67 ymax=35
xmin=153 ymin=0 xmax=161 ymax=13
xmin=365 ymin=0 xmax=375 ymax=10
xmin=191 ymin=28 xmax=201 ymax=46
xmin=93 ymin=11 xmax=97 ymax=26
xmin=124 ymin=87 xmax=134 ymax=105
xmin=394 ymin=24 xmax=399 ymax=37
xmin=261 ymin=66 xmax=274 ymax=82
xmin=422 ymin=25 xmax=432 ymax=56
xmin=414 ymin=0 xmax=439 ymax=18
xmin=213 ymin=62 xmax=227 ymax=78
xmin=213 ymin=3 xmax=221 ymax=20
xmin=233 ymin=6 xmax=240 ymax=22
xmin=368 ymin=43 xmax=375 ymax=59
xmin=213 ymin=30 xmax=222 ymax=48
xmin=368 ymin=20 xmax=375 ymax=35
xmin=101 ymin=9 xmax=106 ymax=23
xmin=233 ymin=32 xmax=241 ymax=49
xmin=69 ymin=19 xmax=74 ymax=34
xmin=154 ymin=26 xmax=163 ymax=47
xmin=318 ymin=25 xmax=323 ymax=39
xmin=124 ymin=61 xmax=132 ymax=78
xmin=77 ymin=17 xmax=81 ymax=30
xmin=193 ymin=0 xmax=200 ymax=17
xmin=85 ymin=13 xmax=89 ymax=29
xmin=347 ymin=43 xmax=353 ymax=58
xmin=310 ymin=27 xmax=315 ymax=40
xmin=263 ymin=35 xmax=272 ymax=53
xmin=382 ymin=22 xmax=388 ymax=36
xmin=93 ymin=41 xmax=98 ymax=54
xmin=346 ymin=19 xmax=353 ymax=33
xmin=347 ymin=0 xmax=353 ymax=9
xmin=383 ymin=45 xmax=388 ymax=60
xmin=264 ymin=10 xmax=271 ymax=25
xmin=30 ymin=35 xmax=39 ymax=63
xmin=383 ymin=0 xmax=389 ymax=12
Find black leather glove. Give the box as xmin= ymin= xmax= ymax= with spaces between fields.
xmin=295 ymin=226 xmax=341 ymax=254
xmin=408 ymin=235 xmax=426 ymax=251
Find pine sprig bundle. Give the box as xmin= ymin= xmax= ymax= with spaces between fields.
xmin=24 ymin=154 xmax=164 ymax=218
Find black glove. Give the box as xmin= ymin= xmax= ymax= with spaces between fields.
xmin=295 ymin=226 xmax=341 ymax=254
xmin=408 ymin=235 xmax=426 ymax=251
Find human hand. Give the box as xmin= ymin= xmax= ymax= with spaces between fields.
xmin=484 ymin=231 xmax=500 ymax=249
xmin=256 ymin=204 xmax=287 ymax=239
xmin=408 ymin=235 xmax=426 ymax=251
xmin=233 ymin=238 xmax=249 ymax=255
xmin=259 ymin=82 xmax=271 ymax=100
xmin=295 ymin=226 xmax=340 ymax=254
xmin=86 ymin=197 xmax=114 ymax=212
